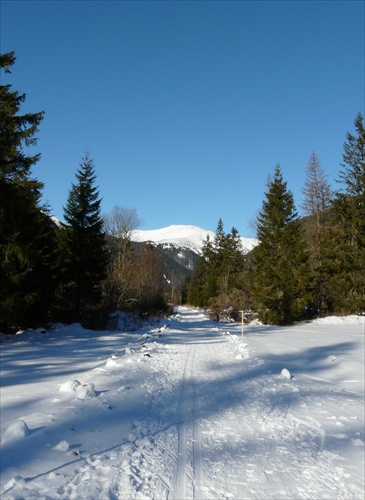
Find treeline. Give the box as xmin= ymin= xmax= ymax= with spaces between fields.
xmin=1 ymin=52 xmax=364 ymax=331
xmin=1 ymin=52 xmax=167 ymax=333
xmin=186 ymin=115 xmax=365 ymax=325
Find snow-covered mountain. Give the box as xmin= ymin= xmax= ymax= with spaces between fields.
xmin=132 ymin=224 xmax=258 ymax=255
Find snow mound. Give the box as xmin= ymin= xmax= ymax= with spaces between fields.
xmin=77 ymin=383 xmax=96 ymax=400
xmin=59 ymin=379 xmax=81 ymax=392
xmin=2 ymin=420 xmax=30 ymax=443
xmin=52 ymin=440 xmax=70 ymax=452
xmin=312 ymin=315 xmax=364 ymax=325
xmin=106 ymin=357 xmax=118 ymax=367
xmin=280 ymin=368 xmax=292 ymax=380
xmin=3 ymin=476 xmax=26 ymax=493
xmin=59 ymin=379 xmax=96 ymax=399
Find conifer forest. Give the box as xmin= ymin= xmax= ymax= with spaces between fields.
xmin=1 ymin=51 xmax=364 ymax=332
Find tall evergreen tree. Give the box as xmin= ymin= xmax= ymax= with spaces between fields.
xmin=187 ymin=219 xmax=246 ymax=313
xmin=219 ymin=226 xmax=245 ymax=294
xmin=1 ymin=52 xmax=44 ymax=185
xmin=323 ymin=113 xmax=365 ymax=312
xmin=338 ymin=112 xmax=365 ymax=198
xmin=187 ymin=235 xmax=214 ymax=306
xmin=56 ymin=154 xmax=108 ymax=323
xmin=0 ymin=52 xmax=55 ymax=331
xmin=251 ymin=165 xmax=312 ymax=325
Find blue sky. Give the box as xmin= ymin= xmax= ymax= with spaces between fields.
xmin=1 ymin=0 xmax=364 ymax=237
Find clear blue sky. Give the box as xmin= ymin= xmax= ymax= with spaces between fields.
xmin=1 ymin=0 xmax=364 ymax=236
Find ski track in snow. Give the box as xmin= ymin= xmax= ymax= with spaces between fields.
xmin=1 ymin=307 xmax=364 ymax=499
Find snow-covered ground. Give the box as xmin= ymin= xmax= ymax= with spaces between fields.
xmin=1 ymin=307 xmax=364 ymax=499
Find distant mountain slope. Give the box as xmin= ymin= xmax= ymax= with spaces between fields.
xmin=132 ymin=224 xmax=258 ymax=254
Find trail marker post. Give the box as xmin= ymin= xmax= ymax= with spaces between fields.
xmin=240 ymin=310 xmax=244 ymax=336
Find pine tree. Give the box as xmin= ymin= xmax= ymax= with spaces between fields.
xmin=251 ymin=165 xmax=312 ymax=325
xmin=56 ymin=154 xmax=108 ymax=323
xmin=0 ymin=52 xmax=55 ymax=331
xmin=323 ymin=113 xmax=365 ymax=312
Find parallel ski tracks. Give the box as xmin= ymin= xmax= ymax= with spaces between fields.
xmin=170 ymin=344 xmax=204 ymax=500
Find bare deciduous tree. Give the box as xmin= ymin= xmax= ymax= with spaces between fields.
xmin=103 ymin=206 xmax=143 ymax=240
xmin=102 ymin=206 xmax=143 ymax=310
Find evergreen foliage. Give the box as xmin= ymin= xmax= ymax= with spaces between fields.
xmin=55 ymin=154 xmax=108 ymax=323
xmin=186 ymin=235 xmax=214 ymax=307
xmin=251 ymin=165 xmax=312 ymax=325
xmin=322 ymin=113 xmax=365 ymax=313
xmin=0 ymin=52 xmax=55 ymax=331
xmin=187 ymin=219 xmax=247 ymax=316
xmin=1 ymin=52 xmax=44 ymax=185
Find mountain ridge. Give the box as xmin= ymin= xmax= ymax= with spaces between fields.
xmin=132 ymin=224 xmax=258 ymax=254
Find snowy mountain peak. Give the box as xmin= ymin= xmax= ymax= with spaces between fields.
xmin=132 ymin=224 xmax=258 ymax=254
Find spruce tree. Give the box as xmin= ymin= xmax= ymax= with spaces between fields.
xmin=187 ymin=219 xmax=246 ymax=313
xmin=251 ymin=165 xmax=312 ymax=325
xmin=323 ymin=113 xmax=365 ymax=312
xmin=56 ymin=154 xmax=108 ymax=323
xmin=219 ymin=226 xmax=245 ymax=294
xmin=0 ymin=52 xmax=55 ymax=331
xmin=187 ymin=235 xmax=215 ymax=307
xmin=1 ymin=52 xmax=44 ymax=184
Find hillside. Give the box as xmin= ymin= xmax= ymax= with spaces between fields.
xmin=132 ymin=224 xmax=259 ymax=255
xmin=132 ymin=225 xmax=259 ymax=299
xmin=46 ymin=219 xmax=258 ymax=304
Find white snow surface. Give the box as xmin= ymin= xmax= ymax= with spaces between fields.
xmin=1 ymin=307 xmax=364 ymax=499
xmin=132 ymin=224 xmax=259 ymax=254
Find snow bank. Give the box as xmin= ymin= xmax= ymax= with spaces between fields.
xmin=311 ymin=314 xmax=364 ymax=325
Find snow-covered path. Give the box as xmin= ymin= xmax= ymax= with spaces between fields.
xmin=1 ymin=307 xmax=364 ymax=499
